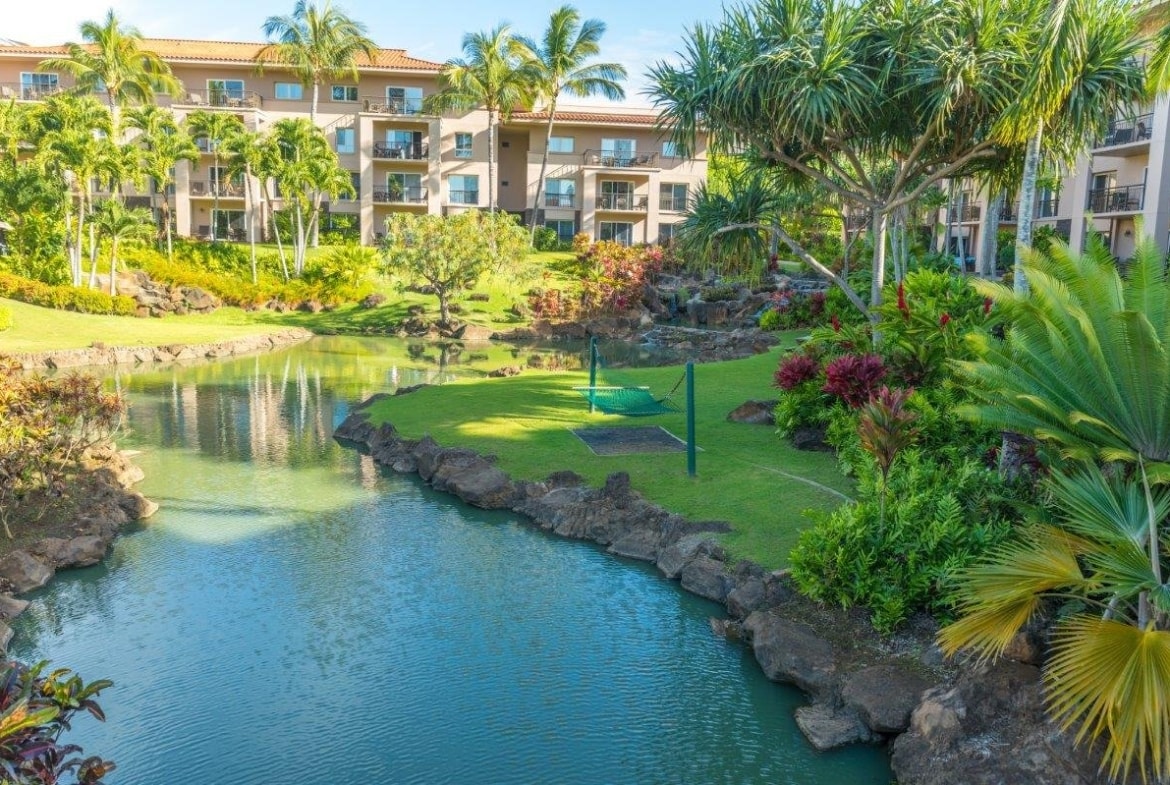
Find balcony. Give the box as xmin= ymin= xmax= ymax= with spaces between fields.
xmin=659 ymin=196 xmax=688 ymax=212
xmin=1095 ymin=113 xmax=1153 ymax=149
xmin=447 ymin=190 xmax=478 ymax=206
xmin=0 ymin=83 xmax=65 ymax=101
xmin=373 ymin=142 xmax=429 ymax=161
xmin=373 ymin=187 xmax=427 ymax=204
xmin=1086 ymin=184 xmax=1144 ymax=214
xmin=998 ymin=202 xmax=1020 ymax=222
xmin=596 ymin=194 xmax=648 ymax=211
xmin=583 ymin=150 xmax=659 ymax=168
xmin=1035 ymin=197 xmax=1060 ymax=219
xmin=183 ymin=90 xmax=262 ymax=109
xmin=362 ymin=96 xmax=425 ymax=115
xmin=189 ymin=181 xmax=246 ymax=198
xmin=544 ymin=193 xmax=576 ymax=208
xmin=950 ymin=204 xmax=981 ymax=222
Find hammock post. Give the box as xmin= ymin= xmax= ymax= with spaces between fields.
xmin=686 ymin=362 xmax=696 ymax=476
xmin=588 ymin=337 xmax=598 ymax=413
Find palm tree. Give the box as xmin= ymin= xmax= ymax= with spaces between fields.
xmin=91 ymin=199 xmax=155 ymax=296
xmin=223 ymin=129 xmax=267 ymax=283
xmin=125 ymin=106 xmax=199 ymax=260
xmin=258 ymin=0 xmax=379 ymax=124
xmin=426 ymin=24 xmax=533 ymax=213
xmin=186 ymin=110 xmax=244 ymax=241
xmin=941 ymin=238 xmax=1170 ymax=782
xmin=511 ymin=6 xmax=625 ymax=238
xmin=999 ymin=0 xmax=1145 ymax=293
xmin=38 ymin=10 xmax=182 ymax=134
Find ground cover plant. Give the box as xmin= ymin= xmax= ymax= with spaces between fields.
xmin=359 ymin=333 xmax=852 ymax=568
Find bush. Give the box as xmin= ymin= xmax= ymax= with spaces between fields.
xmin=0 ymin=305 xmax=10 ymax=332
xmin=532 ymin=226 xmax=563 ymax=252
xmin=0 ymin=273 xmax=137 ymax=316
xmin=758 ymin=288 xmax=827 ymax=330
xmin=789 ymin=449 xmax=1017 ymax=632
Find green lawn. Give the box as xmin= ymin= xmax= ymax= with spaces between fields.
xmin=0 ymin=298 xmax=294 ymax=353
xmin=362 ymin=334 xmax=852 ymax=568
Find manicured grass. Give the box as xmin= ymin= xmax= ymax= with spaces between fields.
xmin=0 ymin=298 xmax=294 ymax=353
xmin=363 ymin=333 xmax=852 ymax=569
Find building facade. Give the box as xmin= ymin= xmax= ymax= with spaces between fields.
xmin=0 ymin=39 xmax=707 ymax=246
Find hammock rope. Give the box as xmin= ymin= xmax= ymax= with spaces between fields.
xmin=573 ymin=339 xmax=685 ymax=416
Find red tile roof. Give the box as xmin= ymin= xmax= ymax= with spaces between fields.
xmin=0 ymin=38 xmax=443 ymax=72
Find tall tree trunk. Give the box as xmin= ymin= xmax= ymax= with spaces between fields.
xmin=245 ymin=167 xmax=257 ymax=284
xmin=487 ymin=108 xmax=497 ymax=213
xmin=87 ymin=219 xmax=98 ymax=289
xmin=1014 ymin=124 xmax=1044 ymax=294
xmin=63 ymin=191 xmax=78 ymax=285
xmin=529 ymin=100 xmax=558 ymax=241
xmin=109 ymin=237 xmax=118 ymax=297
xmin=870 ymin=211 xmax=888 ymax=308
xmin=211 ymin=151 xmax=221 ymax=241
xmin=164 ymin=188 xmax=174 ymax=262
xmin=294 ymin=203 xmax=305 ymax=277
xmin=76 ymin=194 xmax=87 ymax=288
xmin=980 ymin=190 xmax=1004 ymax=278
xmin=311 ymin=81 xmax=319 ymax=126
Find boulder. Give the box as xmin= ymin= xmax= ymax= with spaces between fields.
xmin=656 ymin=533 xmax=711 ymax=580
xmin=680 ymin=555 xmax=735 ymax=603
xmin=360 ymin=293 xmax=387 ymax=309
xmin=0 ymin=551 xmax=53 ymax=594
xmin=488 ymin=365 xmax=522 ymax=378
xmin=841 ymin=663 xmax=934 ymax=734
xmin=0 ymin=622 xmax=12 ymax=652
xmin=794 ymin=704 xmax=879 ymax=751
xmin=434 ymin=458 xmax=517 ymax=510
xmin=35 ymin=536 xmax=109 ymax=569
xmin=791 ymin=425 xmax=834 ymax=452
xmin=182 ymin=287 xmax=218 ymax=311
xmin=726 ymin=400 xmax=778 ymax=425
xmin=726 ymin=576 xmax=768 ymax=619
xmin=118 ymin=492 xmax=159 ymax=520
xmin=455 ymin=323 xmax=495 ymax=341
xmin=0 ymin=595 xmax=29 ymax=621
xmin=743 ymin=611 xmax=838 ymax=696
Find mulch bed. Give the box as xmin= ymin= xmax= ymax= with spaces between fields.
xmin=571 ymin=426 xmax=692 ymax=456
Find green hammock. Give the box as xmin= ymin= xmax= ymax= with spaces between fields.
xmin=573 ymin=385 xmax=681 ymax=416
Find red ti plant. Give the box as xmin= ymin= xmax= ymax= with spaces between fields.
xmin=822 ymin=353 xmax=887 ymax=407
xmin=857 ymin=386 xmax=919 ymax=531
xmin=774 ymin=353 xmax=820 ymax=390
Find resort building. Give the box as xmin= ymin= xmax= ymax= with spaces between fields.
xmin=0 ymin=39 xmax=707 ymax=246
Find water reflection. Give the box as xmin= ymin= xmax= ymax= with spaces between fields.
xmin=12 ymin=337 xmax=891 ymax=785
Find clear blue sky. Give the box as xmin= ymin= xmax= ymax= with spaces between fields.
xmin=5 ymin=1 xmax=723 ymax=107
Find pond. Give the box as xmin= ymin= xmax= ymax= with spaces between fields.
xmin=11 ymin=337 xmax=891 ymax=784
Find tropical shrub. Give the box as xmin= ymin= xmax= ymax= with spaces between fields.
xmin=0 ymin=273 xmax=136 ymax=316
xmin=758 ymin=288 xmax=826 ymax=330
xmin=0 ymin=305 xmax=10 ymax=332
xmin=532 ymin=226 xmax=566 ymax=252
xmin=0 ymin=660 xmax=114 ymax=785
xmin=0 ymin=358 xmax=124 ymax=539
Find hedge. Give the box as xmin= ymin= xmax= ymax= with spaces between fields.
xmin=0 ymin=273 xmax=138 ymax=316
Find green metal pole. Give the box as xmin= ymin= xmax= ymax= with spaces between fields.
xmin=686 ymin=361 xmax=696 ymax=476
xmin=589 ymin=336 xmax=598 ymax=414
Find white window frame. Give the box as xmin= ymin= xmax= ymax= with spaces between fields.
xmin=331 ymin=85 xmax=359 ymax=102
xmin=448 ymin=174 xmax=479 ymax=205
xmin=387 ymin=86 xmax=424 ymax=114
xmin=274 ymin=82 xmax=303 ymax=100
xmin=20 ymin=72 xmax=58 ymax=99
xmin=207 ymin=79 xmax=245 ymax=99
xmin=454 ymin=132 xmax=473 ymax=158
xmin=548 ymin=136 xmax=574 ymax=154
xmin=599 ymin=221 xmax=634 ymax=246
xmin=661 ymin=140 xmax=680 ymax=158
xmin=336 ymin=127 xmax=355 ymax=155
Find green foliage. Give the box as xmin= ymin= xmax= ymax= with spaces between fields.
xmin=383 ymin=211 xmax=528 ymax=325
xmin=0 ymin=273 xmax=136 ymax=316
xmin=532 ymin=226 xmax=567 ymax=252
xmin=0 ymin=659 xmax=115 ymax=785
xmin=0 ymin=160 xmax=66 ymax=270
xmin=790 ymin=450 xmax=1017 ymax=633
xmin=302 ymin=245 xmax=379 ymax=289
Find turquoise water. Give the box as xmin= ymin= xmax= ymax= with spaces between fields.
xmin=11 ymin=338 xmax=891 ymax=784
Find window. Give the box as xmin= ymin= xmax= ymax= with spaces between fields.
xmin=20 ymin=72 xmax=58 ymax=100
xmin=377 ymin=130 xmax=423 ymax=159
xmin=545 ymin=219 xmax=576 ymax=244
xmin=544 ymin=178 xmax=576 ymax=208
xmin=661 ymin=141 xmax=680 ymax=158
xmin=658 ymin=223 xmax=679 ymax=244
xmin=339 ymin=172 xmax=361 ymax=201
xmin=448 ymin=174 xmax=479 ymax=205
xmin=331 ymin=85 xmax=358 ymax=102
xmin=207 ymin=79 xmax=245 ymax=106
xmin=599 ymin=221 xmax=634 ymax=246
xmin=548 ymin=136 xmax=574 ymax=154
xmin=336 ymin=128 xmax=355 ymax=155
xmin=275 ymin=82 xmax=303 ymax=100
xmin=211 ymin=209 xmax=246 ymax=241
xmin=601 ymin=138 xmax=636 ymax=166
xmin=384 ymin=173 xmax=424 ymax=203
xmin=454 ymin=132 xmax=473 ymax=158
xmin=660 ymin=183 xmax=688 ymax=212
xmin=599 ymin=180 xmax=637 ymax=210
xmin=387 ymin=86 xmax=423 ymax=114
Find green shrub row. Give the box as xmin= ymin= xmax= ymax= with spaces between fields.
xmin=0 ymin=272 xmax=137 ymax=316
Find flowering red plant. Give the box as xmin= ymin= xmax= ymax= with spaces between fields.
xmin=774 ymin=353 xmax=821 ymax=390
xmin=822 ymin=353 xmax=888 ymax=407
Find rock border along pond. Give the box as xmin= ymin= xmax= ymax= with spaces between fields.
xmin=335 ymin=401 xmax=1108 ymax=785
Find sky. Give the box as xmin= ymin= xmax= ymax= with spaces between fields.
xmin=3 ymin=0 xmax=722 ymax=108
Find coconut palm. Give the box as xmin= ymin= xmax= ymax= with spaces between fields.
xmin=426 ymin=24 xmax=533 ymax=213
xmin=258 ymin=0 xmax=378 ymax=124
xmin=38 ymin=10 xmax=182 ymax=134
xmin=125 ymin=106 xmax=199 ymax=260
xmin=186 ymin=110 xmax=244 ymax=241
xmin=511 ymin=5 xmax=625 ymax=238
xmin=941 ymin=238 xmax=1170 ymax=782
xmin=91 ymin=199 xmax=155 ymax=296
xmin=223 ymin=129 xmax=269 ymax=283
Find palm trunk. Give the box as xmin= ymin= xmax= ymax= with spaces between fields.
xmin=295 ymin=203 xmax=305 ymax=277
xmin=87 ymin=216 xmax=99 ymax=289
xmin=164 ymin=188 xmax=175 ymax=262
xmin=311 ymin=82 xmax=319 ymax=126
xmin=980 ymin=190 xmax=1004 ymax=278
xmin=487 ymin=108 xmax=497 ymax=213
xmin=211 ymin=151 xmax=221 ymax=241
xmin=529 ymin=101 xmax=557 ymax=240
xmin=63 ymin=193 xmax=78 ymax=285
xmin=109 ymin=237 xmax=118 ymax=297
xmin=870 ymin=211 xmax=888 ymax=308
xmin=1014 ymin=124 xmax=1044 ymax=294
xmin=245 ymin=167 xmax=257 ymax=284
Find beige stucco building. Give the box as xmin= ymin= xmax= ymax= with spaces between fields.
xmin=0 ymin=39 xmax=707 ymax=246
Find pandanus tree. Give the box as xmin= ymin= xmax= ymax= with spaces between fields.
xmin=941 ymin=239 xmax=1170 ymax=783
xmin=258 ymin=0 xmax=379 ymax=125
xmin=38 ymin=10 xmax=182 ymax=135
xmin=648 ymin=0 xmax=1050 ymax=318
xmin=125 ymin=105 xmax=199 ymax=260
xmin=511 ymin=5 xmax=626 ymax=238
xmin=426 ymin=24 xmax=533 ymax=213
